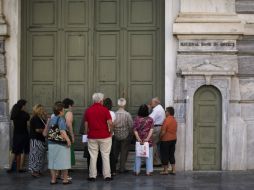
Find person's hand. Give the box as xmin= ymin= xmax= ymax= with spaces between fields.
xmin=67 ymin=139 xmax=71 ymax=147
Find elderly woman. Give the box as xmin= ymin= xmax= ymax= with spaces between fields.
xmin=133 ymin=104 xmax=154 ymax=176
xmin=160 ymin=107 xmax=177 ymax=175
xmin=114 ymin=98 xmax=133 ymax=173
xmin=29 ymin=104 xmax=47 ymax=177
xmin=48 ymin=103 xmax=71 ymax=185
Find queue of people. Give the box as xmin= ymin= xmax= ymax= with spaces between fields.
xmin=7 ymin=93 xmax=178 ymax=185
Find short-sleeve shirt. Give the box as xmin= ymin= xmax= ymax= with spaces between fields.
xmin=30 ymin=115 xmax=46 ymax=142
xmin=84 ymin=103 xmax=112 ymax=139
xmin=48 ymin=116 xmax=67 ymax=131
xmin=160 ymin=115 xmax=177 ymax=141
xmin=11 ymin=111 xmax=30 ymax=135
xmin=133 ymin=116 xmax=154 ymax=146
xmin=149 ymin=104 xmax=165 ymax=125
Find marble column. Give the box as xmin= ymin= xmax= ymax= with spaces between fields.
xmin=0 ymin=0 xmax=9 ymax=169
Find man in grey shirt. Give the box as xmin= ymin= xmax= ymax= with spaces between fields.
xmin=113 ymin=98 xmax=133 ymax=173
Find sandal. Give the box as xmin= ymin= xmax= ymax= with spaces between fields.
xmin=169 ymin=171 xmax=176 ymax=175
xmin=31 ymin=173 xmax=40 ymax=178
xmin=146 ymin=173 xmax=153 ymax=176
xmin=160 ymin=171 xmax=169 ymax=175
xmin=63 ymin=180 xmax=72 ymax=185
xmin=50 ymin=181 xmax=58 ymax=185
xmin=133 ymin=172 xmax=139 ymax=176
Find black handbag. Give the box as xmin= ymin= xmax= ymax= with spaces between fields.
xmin=48 ymin=117 xmax=71 ymax=144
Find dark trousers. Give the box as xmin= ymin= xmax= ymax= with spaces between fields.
xmin=113 ymin=137 xmax=130 ymax=172
xmin=160 ymin=140 xmax=176 ymax=165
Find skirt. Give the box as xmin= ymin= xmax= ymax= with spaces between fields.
xmin=48 ymin=143 xmax=71 ymax=170
xmin=28 ymin=139 xmax=46 ymax=172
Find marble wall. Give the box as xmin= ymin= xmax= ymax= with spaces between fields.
xmin=0 ymin=0 xmax=9 ymax=168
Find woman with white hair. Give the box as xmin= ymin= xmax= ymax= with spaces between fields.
xmin=113 ymin=98 xmax=133 ymax=173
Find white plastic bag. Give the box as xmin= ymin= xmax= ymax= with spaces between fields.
xmin=135 ymin=142 xmax=149 ymax=157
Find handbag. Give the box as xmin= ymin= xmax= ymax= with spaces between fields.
xmin=48 ymin=117 xmax=71 ymax=144
xmin=136 ymin=142 xmax=149 ymax=157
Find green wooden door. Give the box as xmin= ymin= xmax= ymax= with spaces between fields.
xmin=193 ymin=86 xmax=222 ymax=170
xmin=21 ymin=0 xmax=164 ymax=149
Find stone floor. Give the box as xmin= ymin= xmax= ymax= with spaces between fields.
xmin=1 ymin=169 xmax=254 ymax=190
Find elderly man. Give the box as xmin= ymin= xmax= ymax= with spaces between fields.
xmin=84 ymin=93 xmax=113 ymax=181
xmin=149 ymin=97 xmax=165 ymax=166
xmin=113 ymin=98 xmax=133 ymax=173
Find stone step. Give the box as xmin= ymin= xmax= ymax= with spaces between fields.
xmin=72 ymin=151 xmax=163 ymax=171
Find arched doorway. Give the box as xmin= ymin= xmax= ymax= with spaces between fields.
xmin=193 ymin=85 xmax=222 ymax=170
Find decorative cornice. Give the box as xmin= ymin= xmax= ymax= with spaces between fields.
xmin=173 ymin=13 xmax=244 ymax=36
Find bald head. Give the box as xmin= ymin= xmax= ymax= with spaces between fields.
xmin=151 ymin=97 xmax=160 ymax=108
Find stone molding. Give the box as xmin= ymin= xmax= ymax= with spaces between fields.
xmin=173 ymin=13 xmax=244 ymax=36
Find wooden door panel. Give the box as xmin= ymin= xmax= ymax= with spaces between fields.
xmin=64 ymin=32 xmax=88 ymax=108
xmin=95 ymin=0 xmax=120 ymax=27
xmin=198 ymin=126 xmax=217 ymax=144
xmin=64 ymin=0 xmax=89 ymax=28
xmin=32 ymin=85 xmax=55 ymax=108
xmin=95 ymin=31 xmax=120 ymax=106
xmin=128 ymin=0 xmax=156 ymax=26
xmin=29 ymin=0 xmax=58 ymax=27
xmin=129 ymin=84 xmax=153 ymax=107
xmin=194 ymin=86 xmax=222 ymax=170
xmin=198 ymin=148 xmax=216 ymax=165
xmin=28 ymin=32 xmax=58 ymax=111
xmin=198 ymin=105 xmax=217 ymax=123
xmin=129 ymin=32 xmax=154 ymax=57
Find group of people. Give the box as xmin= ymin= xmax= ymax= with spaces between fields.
xmin=8 ymin=98 xmax=75 ymax=184
xmin=8 ymin=92 xmax=178 ymax=184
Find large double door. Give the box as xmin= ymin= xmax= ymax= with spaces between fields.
xmin=21 ymin=0 xmax=164 ymax=142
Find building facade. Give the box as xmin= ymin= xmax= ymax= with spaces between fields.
xmin=0 ymin=0 xmax=253 ymax=171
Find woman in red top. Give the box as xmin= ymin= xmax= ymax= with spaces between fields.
xmin=133 ymin=104 xmax=154 ymax=176
xmin=160 ymin=107 xmax=177 ymax=175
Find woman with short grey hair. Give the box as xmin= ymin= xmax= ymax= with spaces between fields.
xmin=113 ymin=98 xmax=133 ymax=173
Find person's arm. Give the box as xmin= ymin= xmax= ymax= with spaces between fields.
xmin=144 ymin=128 xmax=153 ymax=142
xmin=160 ymin=128 xmax=166 ymax=138
xmin=65 ymin=111 xmax=75 ymax=143
xmin=84 ymin=121 xmax=89 ymax=134
xmin=107 ymin=119 xmax=113 ymax=133
xmin=42 ymin=118 xmax=50 ymax=137
xmin=59 ymin=118 xmax=71 ymax=147
xmin=127 ymin=113 xmax=133 ymax=131
xmin=134 ymin=130 xmax=142 ymax=143
xmin=60 ymin=130 xmax=71 ymax=147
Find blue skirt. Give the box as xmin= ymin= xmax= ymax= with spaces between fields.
xmin=48 ymin=144 xmax=71 ymax=170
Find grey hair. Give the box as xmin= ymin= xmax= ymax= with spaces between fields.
xmin=152 ymin=97 xmax=161 ymax=104
xmin=92 ymin=93 xmax=104 ymax=103
xmin=118 ymin=98 xmax=126 ymax=107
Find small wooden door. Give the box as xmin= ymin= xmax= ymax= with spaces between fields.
xmin=193 ymin=86 xmax=222 ymax=170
